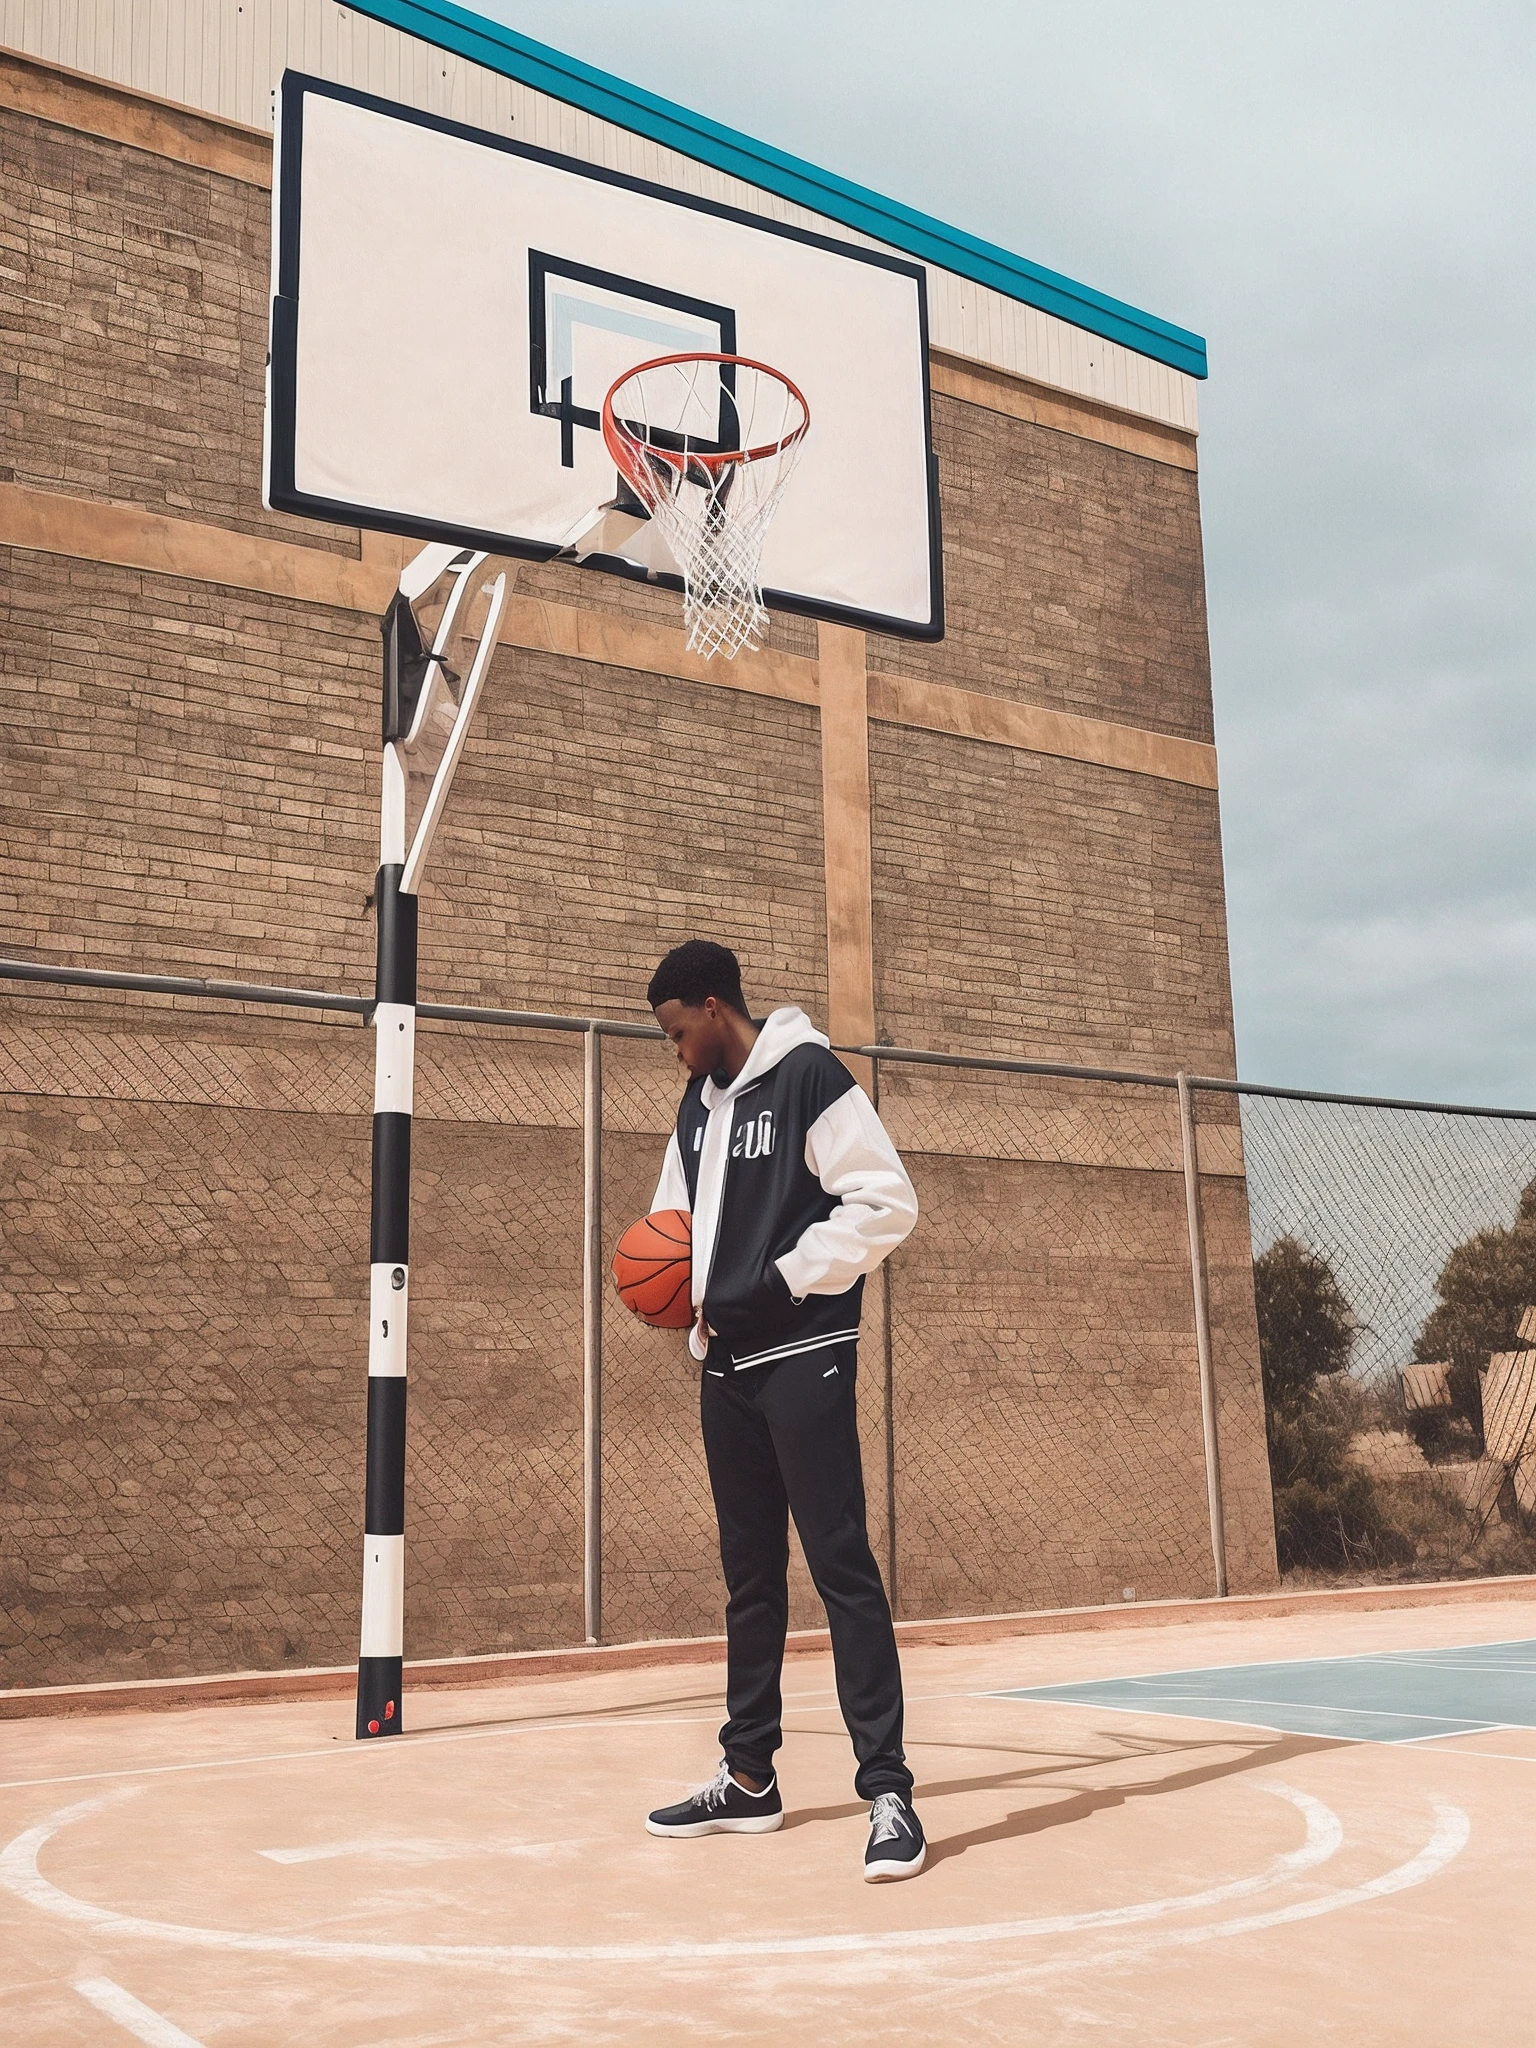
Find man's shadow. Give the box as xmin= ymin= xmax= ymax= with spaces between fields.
xmin=780 ymin=1726 xmax=1342 ymax=1867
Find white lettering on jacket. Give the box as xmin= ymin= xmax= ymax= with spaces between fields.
xmin=731 ymin=1110 xmax=775 ymax=1160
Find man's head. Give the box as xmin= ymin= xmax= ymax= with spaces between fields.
xmin=648 ymin=940 xmax=755 ymax=1080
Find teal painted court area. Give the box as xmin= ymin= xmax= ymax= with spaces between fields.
xmin=1000 ymin=1636 xmax=1536 ymax=1743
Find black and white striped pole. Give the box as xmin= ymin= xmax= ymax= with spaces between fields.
xmin=357 ymin=858 xmax=415 ymax=1736
xmin=357 ymin=544 xmax=510 ymax=1739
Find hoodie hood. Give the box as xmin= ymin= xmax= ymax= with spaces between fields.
xmin=700 ymin=1006 xmax=829 ymax=1109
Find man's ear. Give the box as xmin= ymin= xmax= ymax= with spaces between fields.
xmin=701 ymin=995 xmax=719 ymax=1020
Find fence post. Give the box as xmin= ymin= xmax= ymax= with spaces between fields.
xmin=582 ymin=1025 xmax=603 ymax=1644
xmin=1177 ymin=1071 xmax=1229 ymax=1597
xmin=869 ymin=1057 xmax=899 ymax=1615
xmin=881 ymin=1259 xmax=899 ymax=1618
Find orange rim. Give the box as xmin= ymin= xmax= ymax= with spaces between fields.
xmin=601 ymin=353 xmax=810 ymax=484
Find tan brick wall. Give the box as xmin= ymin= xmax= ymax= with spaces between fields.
xmin=0 ymin=549 xmax=829 ymax=1020
xmin=1 ymin=106 xmax=356 ymax=557
xmin=888 ymin=1151 xmax=1211 ymax=1614
xmin=0 ymin=84 xmax=1276 ymax=1690
xmin=872 ymin=1069 xmax=1275 ymax=1616
xmin=2 ymin=548 xmax=379 ymax=986
xmin=0 ymin=1013 xmax=1269 ymax=1686
xmin=435 ymin=644 xmax=828 ymax=1019
xmin=513 ymin=554 xmax=820 ymax=663
xmin=0 ymin=1096 xmax=592 ymax=1684
xmin=870 ymin=393 xmax=1215 ymax=745
xmin=869 ymin=722 xmax=1239 ymax=1072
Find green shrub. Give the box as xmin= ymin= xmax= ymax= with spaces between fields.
xmin=1254 ymin=1237 xmax=1409 ymax=1572
xmin=1410 ymin=1178 xmax=1536 ymax=1454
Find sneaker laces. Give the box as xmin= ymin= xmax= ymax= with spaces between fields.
xmin=691 ymin=1760 xmax=736 ymax=1813
xmin=869 ymin=1793 xmax=909 ymax=1844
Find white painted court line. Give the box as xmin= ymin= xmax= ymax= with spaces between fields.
xmin=999 ymin=1689 xmax=1491 ymax=1732
xmin=999 ymin=1691 xmax=1506 ymax=1746
xmin=1088 ymin=1690 xmax=1501 ymax=1728
xmin=258 ymin=1835 xmax=586 ymax=1865
xmin=1421 ymin=1749 xmax=1536 ymax=1764
xmin=0 ymin=1708 xmax=739 ymax=1795
xmin=1004 ymin=1692 xmax=1536 ymax=1763
xmin=1364 ymin=1664 xmax=1536 ymax=1680
xmin=0 ymin=1685 xmax=996 ymax=1796
xmin=1397 ymin=1730 xmax=1536 ymax=1762
xmin=989 ymin=1632 xmax=1536 ymax=1692
xmin=1374 ymin=1641 xmax=1536 ymax=1655
xmin=1393 ymin=1722 xmax=1517 ymax=1748
xmin=899 ymin=1801 xmax=1471 ymax=2003
xmin=1352 ymin=1653 xmax=1536 ymax=1671
xmin=73 ymin=1977 xmax=207 ymax=2047
xmin=3 ymin=1784 xmax=1353 ymax=1965
xmin=260 ymin=1838 xmax=390 ymax=1865
xmin=5 ymin=1636 xmax=1527 ymax=1797
xmin=3 ymin=1652 xmax=1519 ymax=1801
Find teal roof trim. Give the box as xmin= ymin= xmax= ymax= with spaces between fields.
xmin=350 ymin=0 xmax=1208 ymax=380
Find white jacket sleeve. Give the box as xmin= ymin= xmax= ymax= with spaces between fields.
xmin=774 ymin=1086 xmax=918 ymax=1299
xmin=651 ymin=1131 xmax=690 ymax=1215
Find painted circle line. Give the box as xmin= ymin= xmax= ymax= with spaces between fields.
xmin=0 ymin=1781 xmax=1451 ymax=1968
xmin=961 ymin=1801 xmax=1472 ymax=1996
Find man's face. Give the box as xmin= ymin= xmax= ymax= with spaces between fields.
xmin=654 ymin=997 xmax=732 ymax=1080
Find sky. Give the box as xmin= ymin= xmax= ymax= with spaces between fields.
xmin=483 ymin=1 xmax=1536 ymax=1105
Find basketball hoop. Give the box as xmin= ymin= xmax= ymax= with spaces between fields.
xmin=602 ymin=354 xmax=810 ymax=660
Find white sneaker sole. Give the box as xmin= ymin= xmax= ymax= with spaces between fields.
xmin=646 ymin=1810 xmax=785 ymax=1838
xmin=864 ymin=1840 xmax=926 ymax=1882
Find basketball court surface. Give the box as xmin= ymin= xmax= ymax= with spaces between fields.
xmin=3 ymin=1595 xmax=1531 ymax=2045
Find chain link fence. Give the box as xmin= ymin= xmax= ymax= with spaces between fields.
xmin=1227 ymin=1081 xmax=1536 ymax=1586
xmin=3 ymin=958 xmax=1533 ymax=1692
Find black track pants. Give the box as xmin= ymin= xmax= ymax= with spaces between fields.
xmin=700 ymin=1340 xmax=912 ymax=1800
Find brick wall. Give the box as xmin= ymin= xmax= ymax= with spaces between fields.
xmin=0 ymin=89 xmax=1275 ymax=1689
xmin=2 ymin=549 xmax=379 ymax=986
xmin=1 ymin=109 xmax=354 ymax=555
xmin=0 ymin=549 xmax=829 ymax=1017
xmin=869 ymin=724 xmax=1237 ymax=1069
xmin=870 ymin=393 xmax=1216 ymax=744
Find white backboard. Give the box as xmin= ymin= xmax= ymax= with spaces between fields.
xmin=264 ymin=74 xmax=943 ymax=639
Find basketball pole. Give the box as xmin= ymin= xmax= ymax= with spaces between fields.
xmin=357 ymin=836 xmax=414 ymax=1738
xmin=356 ymin=547 xmax=509 ymax=1740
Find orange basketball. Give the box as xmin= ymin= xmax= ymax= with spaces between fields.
xmin=612 ymin=1208 xmax=694 ymax=1328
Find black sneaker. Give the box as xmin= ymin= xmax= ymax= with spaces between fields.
xmin=646 ymin=1761 xmax=784 ymax=1838
xmin=864 ymin=1792 xmax=925 ymax=1881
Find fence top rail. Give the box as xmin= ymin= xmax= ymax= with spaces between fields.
xmin=1188 ymin=1073 xmax=1536 ymax=1124
xmin=421 ymin=1002 xmax=656 ymax=1039
xmin=0 ymin=956 xmax=372 ymax=1017
xmin=4 ymin=957 xmax=1534 ymax=1119
xmin=844 ymin=1042 xmax=1178 ymax=1090
xmin=0 ymin=959 xmax=1184 ymax=1085
xmin=0 ymin=957 xmax=651 ymax=1040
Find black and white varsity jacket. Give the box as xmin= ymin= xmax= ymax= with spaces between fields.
xmin=651 ymin=1006 xmax=918 ymax=1370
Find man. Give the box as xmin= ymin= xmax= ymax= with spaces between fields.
xmin=641 ymin=939 xmax=924 ymax=1881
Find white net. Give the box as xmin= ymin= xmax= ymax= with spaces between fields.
xmin=603 ymin=356 xmax=809 ymax=661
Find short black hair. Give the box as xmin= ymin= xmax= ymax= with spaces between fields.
xmin=647 ymin=940 xmax=749 ymax=1016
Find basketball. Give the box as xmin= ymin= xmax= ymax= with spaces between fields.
xmin=612 ymin=1208 xmax=694 ymax=1327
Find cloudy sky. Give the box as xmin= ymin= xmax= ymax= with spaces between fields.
xmin=486 ymin=1 xmax=1536 ymax=1105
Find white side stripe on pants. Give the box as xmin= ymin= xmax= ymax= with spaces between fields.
xmin=731 ymin=1327 xmax=860 ymax=1370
